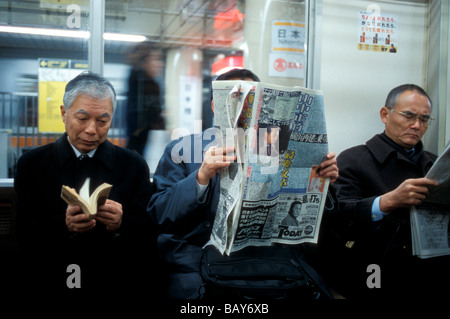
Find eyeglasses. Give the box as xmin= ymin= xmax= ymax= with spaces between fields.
xmin=391 ymin=110 xmax=434 ymax=126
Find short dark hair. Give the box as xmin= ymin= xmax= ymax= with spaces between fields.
xmin=211 ymin=68 xmax=260 ymax=101
xmin=385 ymin=84 xmax=432 ymax=111
xmin=215 ymin=68 xmax=260 ymax=82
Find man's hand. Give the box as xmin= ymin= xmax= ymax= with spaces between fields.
xmin=66 ymin=204 xmax=96 ymax=233
xmin=197 ymin=146 xmax=236 ymax=185
xmin=96 ymin=199 xmax=123 ymax=232
xmin=319 ymin=152 xmax=339 ymax=183
xmin=380 ymin=178 xmax=439 ymax=213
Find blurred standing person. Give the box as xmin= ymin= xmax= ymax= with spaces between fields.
xmin=126 ymin=43 xmax=165 ymax=155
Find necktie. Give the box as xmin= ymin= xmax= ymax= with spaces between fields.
xmin=76 ymin=155 xmax=93 ymax=192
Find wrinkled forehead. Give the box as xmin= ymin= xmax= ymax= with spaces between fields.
xmin=397 ymin=90 xmax=432 ymax=112
xmin=73 ymin=108 xmax=112 ymax=118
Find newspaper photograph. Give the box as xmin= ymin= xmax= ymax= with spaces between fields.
xmin=411 ymin=141 xmax=450 ymax=258
xmin=210 ymin=80 xmax=330 ymax=255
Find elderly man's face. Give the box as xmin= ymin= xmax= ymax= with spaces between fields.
xmin=381 ymin=90 xmax=431 ymax=150
xmin=60 ymin=94 xmax=113 ymax=153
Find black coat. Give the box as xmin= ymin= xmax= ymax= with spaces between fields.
xmin=323 ymin=133 xmax=450 ymax=299
xmin=334 ymin=133 xmax=436 ymax=242
xmin=14 ymin=133 xmax=158 ymax=293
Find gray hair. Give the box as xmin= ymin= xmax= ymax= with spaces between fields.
xmin=63 ymin=71 xmax=117 ymax=113
xmin=385 ymin=84 xmax=432 ymax=111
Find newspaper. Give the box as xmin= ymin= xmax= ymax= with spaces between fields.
xmin=210 ymin=80 xmax=330 ymax=255
xmin=411 ymin=141 xmax=450 ymax=258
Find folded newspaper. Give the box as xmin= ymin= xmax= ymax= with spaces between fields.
xmin=411 ymin=141 xmax=450 ymax=259
xmin=210 ymin=80 xmax=330 ymax=255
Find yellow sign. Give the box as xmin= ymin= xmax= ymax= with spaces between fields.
xmin=38 ymin=58 xmax=87 ymax=133
xmin=38 ymin=81 xmax=66 ymax=133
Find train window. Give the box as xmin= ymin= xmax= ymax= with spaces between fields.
xmin=0 ymin=0 xmax=308 ymax=177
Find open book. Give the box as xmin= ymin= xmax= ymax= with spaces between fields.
xmin=61 ymin=178 xmax=112 ymax=220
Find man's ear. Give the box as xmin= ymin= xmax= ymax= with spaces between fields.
xmin=380 ymin=106 xmax=390 ymax=124
xmin=60 ymin=105 xmax=66 ymax=122
xmin=211 ymin=100 xmax=214 ymax=113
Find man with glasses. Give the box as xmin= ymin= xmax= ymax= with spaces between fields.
xmin=320 ymin=84 xmax=450 ymax=299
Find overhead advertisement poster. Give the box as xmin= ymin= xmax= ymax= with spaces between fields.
xmin=269 ymin=20 xmax=305 ymax=79
xmin=357 ymin=11 xmax=399 ymax=53
xmin=38 ymin=58 xmax=87 ymax=133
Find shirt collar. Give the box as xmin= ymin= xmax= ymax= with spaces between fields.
xmin=55 ymin=133 xmax=116 ymax=170
xmin=67 ymin=135 xmax=97 ymax=158
xmin=368 ymin=132 xmax=424 ymax=164
xmin=379 ymin=132 xmax=423 ymax=163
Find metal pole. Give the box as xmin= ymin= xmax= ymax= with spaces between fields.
xmin=89 ymin=0 xmax=105 ymax=75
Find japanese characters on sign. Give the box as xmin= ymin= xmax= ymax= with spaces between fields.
xmin=269 ymin=20 xmax=306 ymax=79
xmin=357 ymin=11 xmax=399 ymax=53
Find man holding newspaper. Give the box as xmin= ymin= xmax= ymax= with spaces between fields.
xmin=149 ymin=69 xmax=338 ymax=299
xmin=328 ymin=84 xmax=450 ymax=299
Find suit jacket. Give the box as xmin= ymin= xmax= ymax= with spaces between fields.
xmin=14 ymin=133 xmax=157 ymax=292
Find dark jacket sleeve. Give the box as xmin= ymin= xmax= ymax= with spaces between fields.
xmin=14 ymin=148 xmax=70 ymax=247
xmin=116 ymin=152 xmax=154 ymax=239
xmin=148 ymin=140 xmax=215 ymax=233
xmin=332 ymin=147 xmax=378 ymax=237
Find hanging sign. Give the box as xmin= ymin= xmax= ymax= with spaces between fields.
xmin=269 ymin=20 xmax=306 ymax=79
xmin=38 ymin=58 xmax=87 ymax=133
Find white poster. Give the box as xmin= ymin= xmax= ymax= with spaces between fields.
xmin=269 ymin=53 xmax=305 ymax=79
xmin=357 ymin=11 xmax=399 ymax=53
xmin=178 ymin=75 xmax=199 ymax=134
xmin=269 ymin=20 xmax=306 ymax=79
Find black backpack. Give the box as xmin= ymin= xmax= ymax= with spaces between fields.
xmin=200 ymin=244 xmax=333 ymax=299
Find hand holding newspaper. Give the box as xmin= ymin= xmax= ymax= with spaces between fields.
xmin=210 ymin=80 xmax=330 ymax=255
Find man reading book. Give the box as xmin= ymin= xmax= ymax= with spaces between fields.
xmin=14 ymin=71 xmax=159 ymax=294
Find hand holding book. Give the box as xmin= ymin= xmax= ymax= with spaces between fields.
xmin=61 ymin=178 xmax=113 ymax=220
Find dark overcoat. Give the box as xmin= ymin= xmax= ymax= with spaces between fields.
xmin=323 ymin=133 xmax=450 ymax=299
xmin=14 ymin=133 xmax=158 ymax=293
